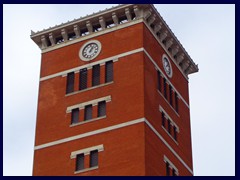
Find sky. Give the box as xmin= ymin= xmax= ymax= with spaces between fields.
xmin=3 ymin=4 xmax=235 ymax=176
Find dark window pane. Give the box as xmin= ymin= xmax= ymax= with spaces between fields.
xmin=79 ymin=68 xmax=88 ymax=90
xmin=175 ymin=92 xmax=179 ymax=113
xmin=166 ymin=162 xmax=170 ymax=176
xmin=161 ymin=112 xmax=165 ymax=127
xmin=71 ymin=108 xmax=79 ymax=124
xmin=76 ymin=154 xmax=84 ymax=171
xmin=105 ymin=61 xmax=113 ymax=83
xmin=98 ymin=101 xmax=106 ymax=117
xmin=172 ymin=168 xmax=177 ymax=176
xmin=84 ymin=105 xmax=92 ymax=120
xmin=90 ymin=150 xmax=98 ymax=167
xmin=163 ymin=78 xmax=167 ymax=99
xmin=92 ymin=65 xmax=100 ymax=87
xmin=169 ymin=85 xmax=173 ymax=106
xmin=174 ymin=126 xmax=178 ymax=141
xmin=168 ymin=119 xmax=172 ymax=135
xmin=157 ymin=70 xmax=162 ymax=92
xmin=66 ymin=72 xmax=74 ymax=94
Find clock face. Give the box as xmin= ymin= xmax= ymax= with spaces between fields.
xmin=79 ymin=40 xmax=101 ymax=61
xmin=82 ymin=43 xmax=99 ymax=59
xmin=162 ymin=54 xmax=173 ymax=78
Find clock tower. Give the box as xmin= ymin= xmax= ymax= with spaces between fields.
xmin=31 ymin=4 xmax=198 ymax=176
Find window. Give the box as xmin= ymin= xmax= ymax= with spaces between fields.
xmin=169 ymin=85 xmax=173 ymax=106
xmin=173 ymin=126 xmax=177 ymax=141
xmin=165 ymin=158 xmax=178 ymax=176
xmin=175 ymin=92 xmax=179 ymax=113
xmin=163 ymin=78 xmax=167 ymax=99
xmin=160 ymin=106 xmax=179 ymax=143
xmin=157 ymin=70 xmax=161 ymax=92
xmin=90 ymin=150 xmax=98 ymax=167
xmin=84 ymin=105 xmax=92 ymax=120
xmin=79 ymin=68 xmax=88 ymax=90
xmin=105 ymin=61 xmax=113 ymax=83
xmin=76 ymin=154 xmax=84 ymax=171
xmin=172 ymin=168 xmax=177 ymax=176
xmin=71 ymin=108 xmax=79 ymax=124
xmin=161 ymin=112 xmax=165 ymax=127
xmin=66 ymin=72 xmax=75 ymax=94
xmin=166 ymin=162 xmax=170 ymax=176
xmin=167 ymin=119 xmax=171 ymax=135
xmin=98 ymin=101 xmax=106 ymax=117
xmin=92 ymin=65 xmax=100 ymax=87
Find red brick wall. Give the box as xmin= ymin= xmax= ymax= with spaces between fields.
xmin=144 ymin=124 xmax=192 ymax=176
xmin=33 ymin=22 xmax=193 ymax=176
xmin=33 ymin=123 xmax=145 ymax=176
xmin=40 ymin=23 xmax=144 ymax=78
xmin=143 ymin=25 xmax=193 ymax=175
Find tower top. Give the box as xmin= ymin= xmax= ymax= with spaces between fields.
xmin=30 ymin=4 xmax=198 ymax=76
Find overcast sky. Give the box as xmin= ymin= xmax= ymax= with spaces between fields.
xmin=3 ymin=4 xmax=235 ymax=176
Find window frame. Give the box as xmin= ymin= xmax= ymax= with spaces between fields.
xmin=105 ymin=60 xmax=113 ymax=83
xmin=71 ymin=108 xmax=79 ymax=124
xmin=66 ymin=72 xmax=75 ymax=94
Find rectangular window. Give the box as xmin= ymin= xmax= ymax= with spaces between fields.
xmin=84 ymin=105 xmax=92 ymax=121
xmin=92 ymin=65 xmax=100 ymax=87
xmin=166 ymin=162 xmax=170 ymax=176
xmin=79 ymin=68 xmax=88 ymax=90
xmin=98 ymin=101 xmax=106 ymax=117
xmin=169 ymin=85 xmax=173 ymax=106
xmin=157 ymin=70 xmax=161 ymax=92
xmin=173 ymin=126 xmax=177 ymax=141
xmin=90 ymin=150 xmax=98 ymax=167
xmin=167 ymin=119 xmax=172 ymax=135
xmin=163 ymin=78 xmax=167 ymax=99
xmin=71 ymin=108 xmax=79 ymax=124
xmin=161 ymin=112 xmax=165 ymax=127
xmin=105 ymin=61 xmax=113 ymax=83
xmin=175 ymin=92 xmax=179 ymax=113
xmin=76 ymin=154 xmax=84 ymax=171
xmin=66 ymin=72 xmax=75 ymax=94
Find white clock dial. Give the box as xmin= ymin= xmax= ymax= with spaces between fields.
xmin=82 ymin=43 xmax=99 ymax=58
xmin=79 ymin=40 xmax=102 ymax=61
xmin=162 ymin=54 xmax=173 ymax=78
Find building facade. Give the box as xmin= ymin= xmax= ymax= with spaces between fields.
xmin=31 ymin=4 xmax=198 ymax=176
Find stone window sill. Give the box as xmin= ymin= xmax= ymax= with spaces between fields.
xmin=162 ymin=126 xmax=178 ymax=145
xmin=157 ymin=90 xmax=180 ymax=117
xmin=74 ymin=166 xmax=98 ymax=174
xmin=70 ymin=116 xmax=106 ymax=127
xmin=66 ymin=81 xmax=113 ymax=97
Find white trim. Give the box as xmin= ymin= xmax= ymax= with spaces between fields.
xmin=66 ymin=95 xmax=111 ymax=113
xmin=34 ymin=118 xmax=145 ymax=150
xmin=162 ymin=126 xmax=178 ymax=145
xmin=144 ymin=118 xmax=193 ymax=174
xmin=41 ymin=18 xmax=144 ymax=54
xmin=159 ymin=106 xmax=179 ymax=132
xmin=144 ymin=49 xmax=189 ymax=108
xmin=70 ymin=144 xmax=104 ymax=159
xmin=164 ymin=155 xmax=179 ymax=175
xmin=40 ymin=48 xmax=143 ymax=82
xmin=34 ymin=117 xmax=193 ymax=174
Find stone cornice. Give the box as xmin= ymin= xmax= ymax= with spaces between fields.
xmin=30 ymin=4 xmax=198 ymax=76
